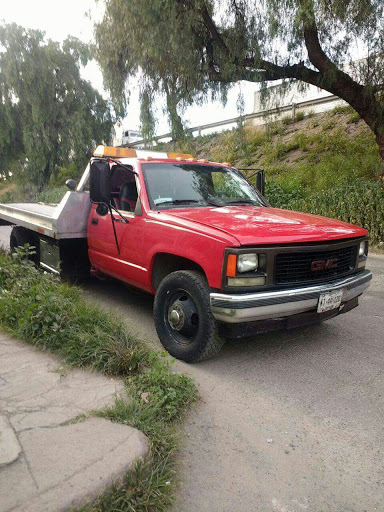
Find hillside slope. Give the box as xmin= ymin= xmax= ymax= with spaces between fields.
xmin=160 ymin=106 xmax=381 ymax=192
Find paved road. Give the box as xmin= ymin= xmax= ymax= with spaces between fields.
xmin=1 ymin=226 xmax=383 ymax=511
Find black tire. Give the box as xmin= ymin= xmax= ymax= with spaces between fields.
xmin=10 ymin=226 xmax=39 ymax=264
xmin=153 ymin=270 xmax=225 ymax=363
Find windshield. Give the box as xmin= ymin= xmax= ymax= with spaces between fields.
xmin=142 ymin=163 xmax=266 ymax=209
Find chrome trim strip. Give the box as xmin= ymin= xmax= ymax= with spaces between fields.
xmin=210 ymin=270 xmax=372 ymax=323
xmin=40 ymin=262 xmax=60 ymax=275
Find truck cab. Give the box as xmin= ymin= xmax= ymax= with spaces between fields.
xmin=0 ymin=145 xmax=372 ymax=362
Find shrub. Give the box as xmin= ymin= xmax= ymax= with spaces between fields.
xmin=282 ymin=115 xmax=293 ymax=125
xmin=265 ymin=181 xmax=306 ymax=209
xmin=294 ymin=111 xmax=305 ymax=122
xmin=267 ymin=180 xmax=384 ymax=245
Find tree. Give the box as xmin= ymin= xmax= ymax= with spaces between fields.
xmin=95 ymin=0 xmax=384 ymax=160
xmin=0 ymin=23 xmax=114 ymax=189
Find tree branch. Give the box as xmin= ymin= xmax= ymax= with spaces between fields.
xmin=301 ymin=4 xmax=365 ymax=101
xmin=198 ymin=2 xmax=230 ymax=57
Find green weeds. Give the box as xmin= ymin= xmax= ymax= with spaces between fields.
xmin=35 ymin=186 xmax=67 ymax=204
xmin=0 ymin=247 xmax=148 ymax=375
xmin=266 ymin=180 xmax=384 ymax=245
xmin=0 ymin=248 xmax=198 ymax=511
xmin=294 ymin=111 xmax=305 ymax=122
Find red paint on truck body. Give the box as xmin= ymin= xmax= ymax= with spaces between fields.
xmin=87 ymin=159 xmax=368 ymax=294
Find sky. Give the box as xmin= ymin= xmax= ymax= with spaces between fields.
xmin=0 ymin=0 xmax=258 ymax=139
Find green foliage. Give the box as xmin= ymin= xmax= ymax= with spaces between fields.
xmin=294 ymin=111 xmax=305 ymax=122
xmin=282 ymin=115 xmax=293 ymax=126
xmin=266 ymin=121 xmax=287 ymax=137
xmin=51 ymin=162 xmax=84 ymax=186
xmin=0 ymin=23 xmax=114 ymax=189
xmin=262 ymin=128 xmax=381 ymax=190
xmin=267 ymin=181 xmax=384 ymax=245
xmin=35 ymin=186 xmax=67 ymax=204
xmin=100 ymin=354 xmax=197 ymax=442
xmin=330 ymin=105 xmax=355 ymax=116
xmin=347 ymin=111 xmax=361 ymax=124
xmin=264 ymin=181 xmax=306 ymax=209
xmin=0 ymin=249 xmax=148 ymax=374
xmin=322 ymin=119 xmax=337 ymax=131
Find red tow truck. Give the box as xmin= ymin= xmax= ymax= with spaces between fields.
xmin=0 ymin=146 xmax=372 ymax=362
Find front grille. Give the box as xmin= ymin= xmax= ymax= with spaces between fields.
xmin=275 ymin=245 xmax=357 ymax=285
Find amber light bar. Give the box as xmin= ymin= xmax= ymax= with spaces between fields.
xmin=93 ymin=145 xmax=193 ymax=160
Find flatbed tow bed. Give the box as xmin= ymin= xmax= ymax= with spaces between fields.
xmin=0 ymin=192 xmax=91 ymax=240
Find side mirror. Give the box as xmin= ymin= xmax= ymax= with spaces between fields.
xmin=90 ymin=160 xmax=111 ymax=203
xmin=65 ymin=179 xmax=77 ymax=191
xmin=96 ymin=203 xmax=109 ymax=216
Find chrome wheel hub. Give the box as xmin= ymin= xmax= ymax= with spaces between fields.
xmin=168 ymin=303 xmax=185 ymax=331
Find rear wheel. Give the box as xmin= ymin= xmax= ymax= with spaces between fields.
xmin=9 ymin=227 xmax=39 ymax=264
xmin=153 ymin=270 xmax=225 ymax=363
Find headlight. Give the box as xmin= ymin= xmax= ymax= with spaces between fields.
xmin=359 ymin=241 xmax=366 ymax=257
xmin=237 ymin=253 xmax=258 ymax=273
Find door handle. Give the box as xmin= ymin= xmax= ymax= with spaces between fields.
xmin=113 ymin=217 xmax=129 ymax=223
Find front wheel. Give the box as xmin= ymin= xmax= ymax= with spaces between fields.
xmin=153 ymin=270 xmax=225 ymax=363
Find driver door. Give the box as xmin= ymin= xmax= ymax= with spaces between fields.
xmin=87 ymin=166 xmax=147 ymax=289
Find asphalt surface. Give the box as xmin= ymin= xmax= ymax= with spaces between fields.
xmin=1 ymin=225 xmax=383 ymax=511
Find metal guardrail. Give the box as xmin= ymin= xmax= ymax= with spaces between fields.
xmin=126 ymin=93 xmax=342 ymax=147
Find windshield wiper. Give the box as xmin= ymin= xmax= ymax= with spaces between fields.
xmin=159 ymin=199 xmax=203 ymax=205
xmin=223 ymin=198 xmax=255 ymax=205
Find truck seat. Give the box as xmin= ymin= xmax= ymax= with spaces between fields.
xmin=119 ymin=182 xmax=138 ymax=212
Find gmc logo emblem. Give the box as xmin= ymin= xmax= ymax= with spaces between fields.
xmin=311 ymin=258 xmax=338 ymax=271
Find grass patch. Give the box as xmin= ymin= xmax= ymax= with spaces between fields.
xmin=282 ymin=115 xmax=293 ymax=126
xmin=294 ymin=111 xmax=305 ymax=122
xmin=0 ymin=247 xmax=198 ymax=511
xmin=347 ymin=111 xmax=361 ymax=124
xmin=0 ymin=247 xmax=148 ymax=374
xmin=330 ymin=105 xmax=355 ymax=116
xmin=35 ymin=185 xmax=67 ymax=204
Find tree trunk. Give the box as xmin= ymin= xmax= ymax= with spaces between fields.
xmin=166 ymin=93 xmax=185 ymax=141
xmin=345 ymin=93 xmax=384 ymax=171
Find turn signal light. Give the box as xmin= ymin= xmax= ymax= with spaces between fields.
xmin=226 ymin=254 xmax=237 ymax=277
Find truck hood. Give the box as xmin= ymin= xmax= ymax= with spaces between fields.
xmin=167 ymin=206 xmax=367 ymax=245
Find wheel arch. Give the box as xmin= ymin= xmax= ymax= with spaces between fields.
xmin=151 ymin=252 xmax=208 ymax=291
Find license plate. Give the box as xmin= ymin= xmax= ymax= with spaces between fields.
xmin=317 ymin=289 xmax=343 ymax=313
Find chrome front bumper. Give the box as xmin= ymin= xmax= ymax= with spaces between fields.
xmin=210 ymin=270 xmax=372 ymax=323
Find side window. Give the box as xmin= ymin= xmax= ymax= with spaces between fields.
xmin=110 ymin=166 xmax=138 ymax=213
